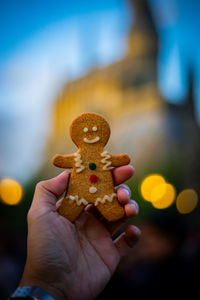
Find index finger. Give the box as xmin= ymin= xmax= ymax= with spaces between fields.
xmin=112 ymin=165 xmax=134 ymax=186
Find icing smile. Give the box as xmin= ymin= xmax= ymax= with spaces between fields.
xmin=83 ymin=137 xmax=100 ymax=143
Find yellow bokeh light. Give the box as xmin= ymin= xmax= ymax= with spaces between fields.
xmin=150 ymin=182 xmax=167 ymax=203
xmin=176 ymin=189 xmax=198 ymax=214
xmin=152 ymin=183 xmax=176 ymax=209
xmin=0 ymin=178 xmax=23 ymax=205
xmin=140 ymin=174 xmax=166 ymax=202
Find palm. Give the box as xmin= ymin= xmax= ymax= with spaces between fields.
xmin=29 ymin=210 xmax=119 ymax=300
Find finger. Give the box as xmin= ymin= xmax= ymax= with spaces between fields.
xmin=114 ymin=225 xmax=141 ymax=258
xmin=124 ymin=200 xmax=139 ymax=217
xmin=112 ymin=165 xmax=134 ymax=186
xmin=116 ymin=185 xmax=131 ymax=204
xmin=32 ymin=171 xmax=70 ymax=209
xmin=116 ymin=186 xmax=139 ymax=216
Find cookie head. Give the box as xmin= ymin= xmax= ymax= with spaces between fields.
xmin=70 ymin=112 xmax=111 ymax=148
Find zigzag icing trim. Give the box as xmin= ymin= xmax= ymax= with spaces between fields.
xmin=94 ymin=193 xmax=116 ymax=206
xmin=68 ymin=195 xmax=88 ymax=206
xmin=74 ymin=152 xmax=85 ymax=173
xmin=101 ymin=151 xmax=112 ymax=170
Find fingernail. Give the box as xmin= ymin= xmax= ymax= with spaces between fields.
xmin=123 ymin=188 xmax=131 ymax=197
xmin=132 ymin=201 xmax=139 ymax=214
xmin=134 ymin=226 xmax=141 ymax=236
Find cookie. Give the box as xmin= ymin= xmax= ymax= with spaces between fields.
xmin=52 ymin=112 xmax=130 ymax=222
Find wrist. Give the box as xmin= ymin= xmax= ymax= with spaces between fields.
xmin=10 ymin=286 xmax=56 ymax=300
xmin=19 ymin=276 xmax=66 ymax=300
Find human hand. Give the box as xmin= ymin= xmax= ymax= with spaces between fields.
xmin=20 ymin=166 xmax=140 ymax=300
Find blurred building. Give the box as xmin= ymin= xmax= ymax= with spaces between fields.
xmin=44 ymin=0 xmax=163 ymax=177
xmin=43 ymin=0 xmax=200 ymax=188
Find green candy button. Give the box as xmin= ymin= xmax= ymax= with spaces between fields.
xmin=89 ymin=163 xmax=96 ymax=170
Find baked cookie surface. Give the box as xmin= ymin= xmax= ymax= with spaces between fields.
xmin=52 ymin=112 xmax=130 ymax=222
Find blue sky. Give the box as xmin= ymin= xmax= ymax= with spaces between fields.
xmin=0 ymin=0 xmax=129 ymax=60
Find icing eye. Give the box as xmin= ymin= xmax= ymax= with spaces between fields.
xmin=92 ymin=126 xmax=97 ymax=131
xmin=83 ymin=127 xmax=88 ymax=132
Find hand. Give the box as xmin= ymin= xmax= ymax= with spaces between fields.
xmin=20 ymin=166 xmax=140 ymax=300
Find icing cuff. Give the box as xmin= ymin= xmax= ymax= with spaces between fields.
xmin=74 ymin=153 xmax=85 ymax=173
xmin=101 ymin=151 xmax=112 ymax=170
xmin=68 ymin=195 xmax=88 ymax=206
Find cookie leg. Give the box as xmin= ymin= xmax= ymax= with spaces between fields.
xmin=96 ymin=195 xmax=125 ymax=222
xmin=58 ymin=195 xmax=86 ymax=222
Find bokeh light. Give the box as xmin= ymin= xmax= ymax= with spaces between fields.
xmin=176 ymin=189 xmax=198 ymax=214
xmin=150 ymin=182 xmax=167 ymax=203
xmin=140 ymin=174 xmax=166 ymax=202
xmin=152 ymin=183 xmax=176 ymax=209
xmin=0 ymin=178 xmax=23 ymax=205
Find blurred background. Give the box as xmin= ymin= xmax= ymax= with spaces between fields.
xmin=0 ymin=0 xmax=200 ymax=298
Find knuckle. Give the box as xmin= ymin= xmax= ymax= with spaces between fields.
xmin=27 ymin=208 xmax=40 ymax=224
xmin=35 ymin=180 xmax=46 ymax=192
xmin=35 ymin=181 xmax=43 ymax=189
xmin=27 ymin=209 xmax=33 ymax=223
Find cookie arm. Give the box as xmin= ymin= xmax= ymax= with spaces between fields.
xmin=111 ymin=153 xmax=130 ymax=167
xmin=52 ymin=154 xmax=74 ymax=169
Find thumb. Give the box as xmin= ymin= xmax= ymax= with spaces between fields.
xmin=31 ymin=171 xmax=70 ymax=211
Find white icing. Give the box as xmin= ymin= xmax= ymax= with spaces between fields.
xmin=92 ymin=126 xmax=97 ymax=131
xmin=89 ymin=186 xmax=97 ymax=193
xmin=94 ymin=193 xmax=116 ymax=206
xmin=83 ymin=127 xmax=88 ymax=132
xmin=101 ymin=151 xmax=111 ymax=170
xmin=74 ymin=153 xmax=85 ymax=173
xmin=83 ymin=137 xmax=100 ymax=143
xmin=68 ymin=195 xmax=88 ymax=206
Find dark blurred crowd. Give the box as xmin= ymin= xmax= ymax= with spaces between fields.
xmin=0 ymin=220 xmax=26 ymax=299
xmin=98 ymin=212 xmax=200 ymax=299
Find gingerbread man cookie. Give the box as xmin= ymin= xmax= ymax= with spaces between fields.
xmin=52 ymin=112 xmax=130 ymax=222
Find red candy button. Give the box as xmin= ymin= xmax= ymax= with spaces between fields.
xmin=90 ymin=174 xmax=98 ymax=183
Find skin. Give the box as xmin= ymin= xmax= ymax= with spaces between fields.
xmin=20 ymin=166 xmax=140 ymax=300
